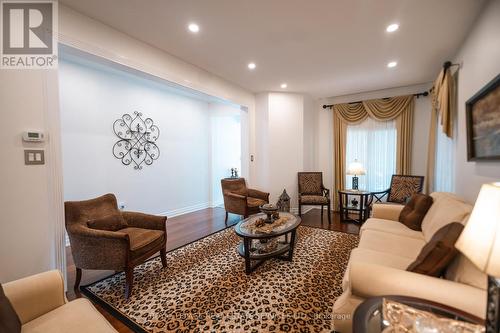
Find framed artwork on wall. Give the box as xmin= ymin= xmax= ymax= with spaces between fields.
xmin=466 ymin=73 xmax=500 ymax=161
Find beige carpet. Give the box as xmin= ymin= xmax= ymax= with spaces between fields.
xmin=82 ymin=226 xmax=359 ymax=333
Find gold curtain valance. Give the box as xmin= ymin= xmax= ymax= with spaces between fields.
xmin=332 ymin=94 xmax=415 ymax=210
xmin=333 ymin=95 xmax=414 ymax=124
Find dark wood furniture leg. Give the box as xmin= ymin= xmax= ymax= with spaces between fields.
xmin=160 ymin=247 xmax=167 ymax=268
xmin=74 ymin=267 xmax=82 ymax=290
xmin=298 ymin=203 xmax=302 ymax=216
xmin=321 ymin=205 xmax=324 ymax=223
xmin=225 ymin=211 xmax=228 ymax=224
xmin=286 ymin=229 xmax=297 ymax=261
xmin=125 ymin=266 xmax=134 ymax=300
xmin=243 ymin=237 xmax=252 ymax=274
xmin=328 ymin=202 xmax=331 ymax=224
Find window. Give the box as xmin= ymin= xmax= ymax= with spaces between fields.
xmin=434 ymin=114 xmax=455 ymax=192
xmin=345 ymin=117 xmax=397 ymax=191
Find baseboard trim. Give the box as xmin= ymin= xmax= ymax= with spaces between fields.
xmin=158 ymin=202 xmax=212 ymax=218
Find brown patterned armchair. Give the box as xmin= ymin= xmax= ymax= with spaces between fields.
xmin=65 ymin=193 xmax=167 ymax=299
xmin=298 ymin=172 xmax=331 ymax=223
xmin=372 ymin=175 xmax=425 ymax=204
xmin=221 ymin=178 xmax=270 ymax=223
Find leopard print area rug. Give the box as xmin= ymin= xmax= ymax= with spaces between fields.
xmin=81 ymin=226 xmax=359 ymax=333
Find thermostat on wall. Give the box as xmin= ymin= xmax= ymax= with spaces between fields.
xmin=22 ymin=131 xmax=45 ymax=142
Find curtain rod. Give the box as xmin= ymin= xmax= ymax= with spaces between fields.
xmin=322 ymin=91 xmax=428 ymax=109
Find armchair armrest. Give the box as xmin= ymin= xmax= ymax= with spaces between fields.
xmin=67 ymin=225 xmax=129 ymax=270
xmin=371 ymin=203 xmax=404 ymax=221
xmin=2 ymin=270 xmax=66 ymax=324
xmin=350 ymin=262 xmax=487 ymax=319
xmin=122 ymin=211 xmax=167 ymax=231
xmin=372 ymin=189 xmax=390 ymax=202
xmin=322 ymin=185 xmax=330 ymax=198
xmin=247 ymin=188 xmax=270 ymax=202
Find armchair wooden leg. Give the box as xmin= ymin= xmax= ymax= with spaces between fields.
xmin=298 ymin=204 xmax=302 ymax=216
xmin=327 ymin=202 xmax=331 ymax=224
xmin=160 ymin=247 xmax=167 ymax=268
xmin=321 ymin=205 xmax=324 ymax=223
xmin=125 ymin=266 xmax=134 ymax=300
xmin=225 ymin=211 xmax=228 ymax=224
xmin=74 ymin=267 xmax=82 ymax=290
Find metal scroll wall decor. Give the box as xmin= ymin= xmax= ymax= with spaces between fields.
xmin=113 ymin=111 xmax=160 ymax=170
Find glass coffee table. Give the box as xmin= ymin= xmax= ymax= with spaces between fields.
xmin=234 ymin=212 xmax=301 ymax=274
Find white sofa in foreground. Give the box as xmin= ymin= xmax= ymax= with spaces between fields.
xmin=333 ymin=192 xmax=488 ymax=332
xmin=2 ymin=270 xmax=117 ymax=333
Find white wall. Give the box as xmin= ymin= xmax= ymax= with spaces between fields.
xmin=0 ymin=5 xmax=255 ymax=283
xmin=317 ymin=83 xmax=433 ymax=193
xmin=254 ymin=93 xmax=313 ymax=208
xmin=59 ymin=57 xmax=222 ymax=215
xmin=210 ymin=103 xmax=242 ymax=206
xmin=453 ymin=0 xmax=500 ymax=203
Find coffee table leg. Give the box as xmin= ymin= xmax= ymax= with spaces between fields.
xmin=243 ymin=237 xmax=252 ymax=274
xmin=286 ymin=230 xmax=297 ymax=261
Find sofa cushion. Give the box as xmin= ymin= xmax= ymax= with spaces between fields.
xmin=407 ymin=222 xmax=464 ymax=277
xmin=358 ymin=229 xmax=425 ymax=259
xmin=118 ymin=227 xmax=164 ymax=258
xmin=421 ymin=192 xmax=472 ymax=242
xmin=21 ymin=298 xmax=117 ymax=333
xmin=87 ymin=213 xmax=127 ymax=232
xmin=361 ymin=218 xmax=424 ymax=240
xmin=399 ymin=194 xmax=434 ymax=231
xmin=446 ymin=254 xmax=488 ymax=290
xmin=300 ymin=195 xmax=328 ymax=204
xmin=247 ymin=197 xmax=266 ymax=208
xmin=0 ymin=284 xmax=21 ymax=333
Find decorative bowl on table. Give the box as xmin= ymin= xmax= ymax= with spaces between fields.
xmin=260 ymin=204 xmax=279 ymax=224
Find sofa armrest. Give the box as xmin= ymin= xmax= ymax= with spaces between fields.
xmin=2 ymin=270 xmax=66 ymax=324
xmin=350 ymin=262 xmax=487 ymax=319
xmin=247 ymin=188 xmax=269 ymax=202
xmin=371 ymin=203 xmax=404 ymax=221
xmin=122 ymin=211 xmax=167 ymax=232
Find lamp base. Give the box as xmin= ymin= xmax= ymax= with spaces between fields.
xmin=487 ymin=276 xmax=500 ymax=333
xmin=352 ymin=176 xmax=359 ymax=190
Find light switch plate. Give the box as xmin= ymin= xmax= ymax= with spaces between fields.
xmin=24 ymin=150 xmax=45 ymax=165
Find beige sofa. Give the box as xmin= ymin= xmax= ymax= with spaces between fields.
xmin=333 ymin=192 xmax=488 ymax=332
xmin=3 ymin=270 xmax=117 ymax=333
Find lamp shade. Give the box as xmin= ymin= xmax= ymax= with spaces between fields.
xmin=455 ymin=182 xmax=500 ymax=277
xmin=347 ymin=159 xmax=366 ymax=176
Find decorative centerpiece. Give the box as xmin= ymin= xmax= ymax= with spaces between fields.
xmin=260 ymin=204 xmax=279 ymax=224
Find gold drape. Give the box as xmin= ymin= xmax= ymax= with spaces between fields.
xmin=426 ymin=70 xmax=457 ymax=193
xmin=431 ymin=68 xmax=454 ymax=138
xmin=333 ymin=112 xmax=347 ymax=210
xmin=332 ymin=95 xmax=414 ymax=209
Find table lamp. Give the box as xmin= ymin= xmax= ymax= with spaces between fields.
xmin=346 ymin=159 xmax=366 ymax=190
xmin=455 ymin=182 xmax=500 ymax=333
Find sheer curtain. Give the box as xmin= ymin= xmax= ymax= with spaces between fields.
xmin=434 ymin=114 xmax=455 ymax=192
xmin=345 ymin=117 xmax=397 ymax=191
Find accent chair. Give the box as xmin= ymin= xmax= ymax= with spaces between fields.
xmin=221 ymin=178 xmax=270 ymax=223
xmin=371 ymin=174 xmax=425 ymax=204
xmin=64 ymin=193 xmax=167 ymax=299
xmin=298 ymin=172 xmax=331 ymax=223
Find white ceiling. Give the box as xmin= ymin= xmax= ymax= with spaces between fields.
xmin=59 ymin=0 xmax=485 ymax=98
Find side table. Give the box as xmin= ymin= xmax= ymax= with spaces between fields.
xmin=338 ymin=189 xmax=373 ymax=224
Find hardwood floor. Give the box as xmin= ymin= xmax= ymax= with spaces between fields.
xmin=66 ymin=207 xmax=359 ymax=332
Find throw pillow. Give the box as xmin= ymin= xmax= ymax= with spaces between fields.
xmin=87 ymin=213 xmax=127 ymax=231
xmin=399 ymin=193 xmax=434 ymax=231
xmin=407 ymin=222 xmax=464 ymax=277
xmin=0 ymin=284 xmax=21 ymax=333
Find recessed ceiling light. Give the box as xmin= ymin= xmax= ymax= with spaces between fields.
xmin=188 ymin=23 xmax=199 ymax=33
xmin=280 ymin=83 xmax=287 ymax=89
xmin=387 ymin=61 xmax=398 ymax=68
xmin=386 ymin=23 xmax=399 ymax=33
xmin=247 ymin=62 xmax=256 ymax=70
